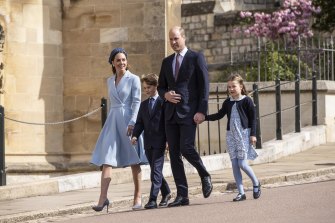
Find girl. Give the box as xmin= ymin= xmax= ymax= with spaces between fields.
xmin=203 ymin=74 xmax=261 ymax=201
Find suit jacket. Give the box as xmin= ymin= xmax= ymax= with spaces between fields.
xmin=132 ymin=96 xmax=166 ymax=149
xmin=158 ymin=49 xmax=209 ymax=120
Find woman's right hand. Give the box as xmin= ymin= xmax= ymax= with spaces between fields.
xmin=131 ymin=137 xmax=137 ymax=145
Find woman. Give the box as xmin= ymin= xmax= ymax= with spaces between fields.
xmin=90 ymin=48 xmax=148 ymax=212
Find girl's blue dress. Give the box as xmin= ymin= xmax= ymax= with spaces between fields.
xmin=226 ymin=96 xmax=258 ymax=160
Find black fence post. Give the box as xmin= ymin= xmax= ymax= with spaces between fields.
xmin=295 ymin=75 xmax=301 ymax=132
xmin=216 ymin=86 xmax=222 ymax=154
xmin=257 ymin=37 xmax=261 ymax=82
xmin=101 ymin=98 xmax=107 ymax=128
xmin=312 ymin=74 xmax=318 ymax=126
xmin=275 ymin=79 xmax=283 ymax=140
xmin=207 ymin=119 xmax=211 ymax=155
xmin=0 ymin=105 xmax=6 ymax=186
xmin=197 ymin=125 xmax=201 ymax=155
xmin=197 ymin=125 xmax=201 ymax=154
xmin=253 ymin=83 xmax=262 ymax=149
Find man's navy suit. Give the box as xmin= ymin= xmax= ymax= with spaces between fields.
xmin=158 ymin=49 xmax=210 ymax=198
xmin=132 ymin=96 xmax=170 ymax=201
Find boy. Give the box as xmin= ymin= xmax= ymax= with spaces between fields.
xmin=131 ymin=74 xmax=171 ymax=209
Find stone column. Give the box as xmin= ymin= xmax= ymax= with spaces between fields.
xmin=4 ymin=1 xmax=64 ymax=172
xmin=165 ymin=0 xmax=181 ymax=55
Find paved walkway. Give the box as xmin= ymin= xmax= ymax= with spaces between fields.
xmin=0 ymin=142 xmax=334 ymax=223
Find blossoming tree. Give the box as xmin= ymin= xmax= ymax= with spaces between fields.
xmin=312 ymin=0 xmax=335 ymax=33
xmin=231 ymin=0 xmax=323 ymax=81
xmin=237 ymin=0 xmax=320 ymax=41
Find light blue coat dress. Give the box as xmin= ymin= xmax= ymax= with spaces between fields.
xmin=91 ymin=71 xmax=148 ymax=168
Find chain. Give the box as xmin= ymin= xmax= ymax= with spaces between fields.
xmin=3 ymin=106 xmax=103 ymax=125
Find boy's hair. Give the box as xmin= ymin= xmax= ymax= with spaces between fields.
xmin=141 ymin=73 xmax=158 ymax=86
xmin=227 ymin=73 xmax=248 ymax=96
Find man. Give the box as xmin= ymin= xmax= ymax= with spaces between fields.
xmin=158 ymin=26 xmax=212 ymax=207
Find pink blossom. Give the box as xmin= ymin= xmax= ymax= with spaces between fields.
xmin=240 ymin=11 xmax=252 ymax=18
xmin=235 ymin=0 xmax=319 ymax=41
xmin=306 ymin=30 xmax=313 ymax=37
xmin=245 ymin=12 xmax=252 ymax=17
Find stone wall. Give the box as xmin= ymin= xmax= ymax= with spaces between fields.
xmin=0 ymin=0 xmax=332 ymax=173
xmin=61 ymin=0 xmax=167 ymax=168
xmin=2 ymin=0 xmax=64 ymax=171
xmin=181 ymin=0 xmax=276 ymax=78
xmin=0 ymin=0 xmax=181 ymax=172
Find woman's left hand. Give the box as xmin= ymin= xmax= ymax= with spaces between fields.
xmin=127 ymin=125 xmax=134 ymax=136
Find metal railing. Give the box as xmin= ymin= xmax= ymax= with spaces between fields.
xmin=0 ymin=98 xmax=107 ymax=186
xmin=0 ymin=106 xmax=5 ymax=186
xmin=209 ymin=36 xmax=335 ymax=82
xmin=196 ymin=75 xmax=317 ymax=155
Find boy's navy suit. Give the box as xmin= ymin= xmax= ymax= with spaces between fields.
xmin=132 ymin=96 xmax=170 ymax=201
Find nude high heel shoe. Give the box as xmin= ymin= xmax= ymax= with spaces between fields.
xmin=92 ymin=198 xmax=110 ymax=213
xmin=132 ymin=196 xmax=142 ymax=210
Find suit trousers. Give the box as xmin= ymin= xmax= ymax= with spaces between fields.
xmin=145 ymin=147 xmax=171 ymax=201
xmin=165 ymin=112 xmax=210 ymax=197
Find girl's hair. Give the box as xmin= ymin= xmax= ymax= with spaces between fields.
xmin=227 ymin=74 xmax=248 ymax=96
xmin=141 ymin=73 xmax=158 ymax=86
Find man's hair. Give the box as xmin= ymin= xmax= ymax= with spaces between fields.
xmin=141 ymin=73 xmax=158 ymax=86
xmin=172 ymin=26 xmax=186 ymax=38
xmin=178 ymin=27 xmax=186 ymax=38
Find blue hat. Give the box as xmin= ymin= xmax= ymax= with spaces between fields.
xmin=108 ymin=47 xmax=127 ymax=64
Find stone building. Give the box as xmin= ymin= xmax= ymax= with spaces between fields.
xmin=1 ymin=0 xmax=309 ymax=173
xmin=181 ymin=0 xmax=278 ymax=79
xmin=0 ymin=0 xmax=181 ymax=172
